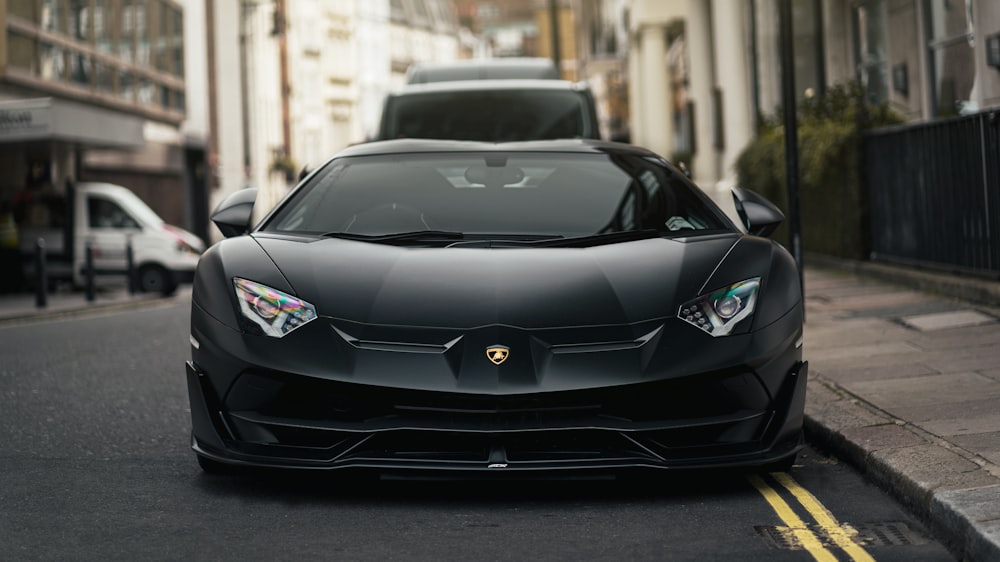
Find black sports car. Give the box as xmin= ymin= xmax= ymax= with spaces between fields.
xmin=186 ymin=139 xmax=807 ymax=476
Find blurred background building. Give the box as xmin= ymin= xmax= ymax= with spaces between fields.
xmin=3 ymin=0 xmax=998 ymax=251
xmin=212 ymin=0 xmax=460 ymax=232
xmin=625 ymin=0 xmax=999 ymax=189
xmin=0 ymin=0 xmax=207 ymax=239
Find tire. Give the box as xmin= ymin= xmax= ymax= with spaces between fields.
xmin=138 ymin=264 xmax=177 ymax=296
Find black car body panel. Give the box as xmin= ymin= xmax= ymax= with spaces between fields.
xmin=187 ymin=139 xmax=806 ymax=474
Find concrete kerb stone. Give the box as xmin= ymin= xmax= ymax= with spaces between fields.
xmin=931 ymin=487 xmax=1000 ymax=562
xmin=805 ymin=373 xmax=1000 ymax=561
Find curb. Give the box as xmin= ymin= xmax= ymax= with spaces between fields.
xmin=0 ymin=293 xmax=172 ymax=326
xmin=804 ymin=375 xmax=1000 ymax=562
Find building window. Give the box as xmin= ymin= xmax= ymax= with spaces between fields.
xmin=2 ymin=0 xmax=186 ymax=123
xmin=854 ymin=0 xmax=889 ymax=104
xmin=40 ymin=0 xmax=62 ymax=33
xmin=792 ymin=0 xmax=826 ymax=102
xmin=924 ymin=0 xmax=976 ymax=116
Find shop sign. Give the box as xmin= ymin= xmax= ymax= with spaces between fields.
xmin=0 ymin=100 xmax=52 ymax=139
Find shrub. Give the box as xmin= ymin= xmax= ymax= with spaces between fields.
xmin=735 ymin=82 xmax=902 ymax=259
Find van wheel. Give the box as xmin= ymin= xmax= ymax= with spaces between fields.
xmin=138 ymin=265 xmax=177 ymax=296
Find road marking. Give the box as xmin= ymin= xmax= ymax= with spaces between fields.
xmin=772 ymin=472 xmax=875 ymax=562
xmin=748 ymin=474 xmax=838 ymax=562
xmin=750 ymin=473 xmax=876 ymax=562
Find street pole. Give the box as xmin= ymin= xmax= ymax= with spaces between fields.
xmin=34 ymin=238 xmax=47 ymax=308
xmin=778 ymin=0 xmax=804 ymax=294
xmin=548 ymin=0 xmax=562 ymax=78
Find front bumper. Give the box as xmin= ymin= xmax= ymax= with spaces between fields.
xmin=187 ymin=283 xmax=807 ymax=474
xmin=186 ymin=339 xmax=807 ymax=474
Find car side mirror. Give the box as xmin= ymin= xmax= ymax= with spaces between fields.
xmin=731 ymin=187 xmax=784 ymax=237
xmin=211 ymin=188 xmax=258 ymax=238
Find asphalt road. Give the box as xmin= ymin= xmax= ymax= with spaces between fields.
xmin=0 ymin=297 xmax=956 ymax=561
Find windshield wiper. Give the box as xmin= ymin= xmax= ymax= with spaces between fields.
xmin=515 ymin=229 xmax=663 ymax=248
xmin=322 ymin=230 xmax=466 ymax=243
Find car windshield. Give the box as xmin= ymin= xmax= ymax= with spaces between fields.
xmin=261 ymin=152 xmax=733 ymax=240
xmin=382 ymin=90 xmax=593 ymax=141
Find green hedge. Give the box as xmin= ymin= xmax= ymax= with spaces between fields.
xmin=735 ymin=82 xmax=902 ymax=260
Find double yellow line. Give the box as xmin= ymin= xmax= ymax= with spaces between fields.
xmin=748 ymin=472 xmax=875 ymax=562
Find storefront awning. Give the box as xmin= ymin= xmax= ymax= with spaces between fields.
xmin=0 ymin=97 xmax=144 ymax=148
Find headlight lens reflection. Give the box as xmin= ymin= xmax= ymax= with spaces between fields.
xmin=679 ymin=278 xmax=761 ymax=337
xmin=233 ymin=277 xmax=318 ymax=338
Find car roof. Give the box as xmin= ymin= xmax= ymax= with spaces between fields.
xmin=388 ymin=79 xmax=591 ymax=96
xmin=333 ymin=138 xmax=658 ymax=159
xmin=406 ymin=58 xmax=560 ymax=83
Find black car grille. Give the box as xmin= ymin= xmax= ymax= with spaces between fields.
xmin=216 ymin=369 xmax=773 ymax=466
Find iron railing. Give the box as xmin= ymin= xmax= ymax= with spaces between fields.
xmin=865 ymin=111 xmax=1000 ymax=278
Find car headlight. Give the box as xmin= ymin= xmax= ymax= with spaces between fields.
xmin=679 ymin=277 xmax=761 ymax=337
xmin=233 ymin=277 xmax=317 ymax=338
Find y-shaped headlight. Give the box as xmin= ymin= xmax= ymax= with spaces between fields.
xmin=679 ymin=277 xmax=761 ymax=337
xmin=233 ymin=278 xmax=317 ymax=338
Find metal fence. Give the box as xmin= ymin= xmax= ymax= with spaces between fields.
xmin=865 ymin=111 xmax=1000 ymax=278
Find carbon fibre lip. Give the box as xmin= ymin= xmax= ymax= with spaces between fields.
xmin=191 ymin=432 xmax=804 ymax=472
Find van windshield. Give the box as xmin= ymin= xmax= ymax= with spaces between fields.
xmin=382 ymin=89 xmax=594 ymax=142
xmin=113 ymin=188 xmax=164 ymax=227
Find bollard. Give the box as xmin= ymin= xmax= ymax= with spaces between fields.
xmin=35 ymin=238 xmax=47 ymax=308
xmin=126 ymin=240 xmax=136 ymax=295
xmin=85 ymin=241 xmax=96 ymax=302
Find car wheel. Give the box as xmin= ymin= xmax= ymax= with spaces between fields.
xmin=197 ymin=454 xmax=235 ymax=474
xmin=138 ymin=265 xmax=177 ymax=296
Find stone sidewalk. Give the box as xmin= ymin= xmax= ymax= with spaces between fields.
xmin=802 ymin=266 xmax=1000 ymax=561
xmin=1 ymin=265 xmax=999 ymax=560
xmin=0 ymin=284 xmax=181 ymax=324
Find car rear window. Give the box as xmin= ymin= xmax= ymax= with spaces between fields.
xmin=381 ymin=90 xmax=595 ymax=142
xmin=262 ymin=152 xmax=732 ymax=239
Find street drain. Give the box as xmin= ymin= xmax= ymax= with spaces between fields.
xmin=755 ymin=521 xmax=930 ymax=550
xmin=851 ymin=522 xmax=930 ymax=547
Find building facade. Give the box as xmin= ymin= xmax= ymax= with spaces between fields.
xmin=204 ymin=0 xmax=460 ymax=228
xmin=1 ymin=0 xmax=210 ymax=242
xmin=626 ymin=0 xmax=1000 ymax=186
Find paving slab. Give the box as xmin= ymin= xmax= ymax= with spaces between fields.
xmin=923 ymin=351 xmax=1000 ymax=374
xmin=844 ymin=372 xmax=1000 ymax=410
xmin=889 ymin=398 xmax=1000 ymax=423
xmin=910 ymin=329 xmax=1000 ymax=351
xmin=951 ymin=433 xmax=1000 ymax=467
xmin=816 ymin=361 xmax=939 ymax=384
xmin=839 ymin=424 xmax=929 ymax=450
xmin=920 ymin=416 xmax=1000 ymax=438
xmin=808 ymin=341 xmax=924 ymax=362
xmin=900 ymin=310 xmax=996 ymax=331
xmin=803 ymin=263 xmax=1000 ymax=561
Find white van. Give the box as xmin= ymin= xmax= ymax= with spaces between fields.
xmin=18 ymin=182 xmax=204 ymax=295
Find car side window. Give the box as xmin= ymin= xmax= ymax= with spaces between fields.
xmin=87 ymin=197 xmax=139 ymax=229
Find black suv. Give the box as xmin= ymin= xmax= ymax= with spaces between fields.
xmin=375 ymin=79 xmax=601 ymax=142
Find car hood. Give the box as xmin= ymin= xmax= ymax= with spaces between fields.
xmin=254 ymin=233 xmax=741 ymax=329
